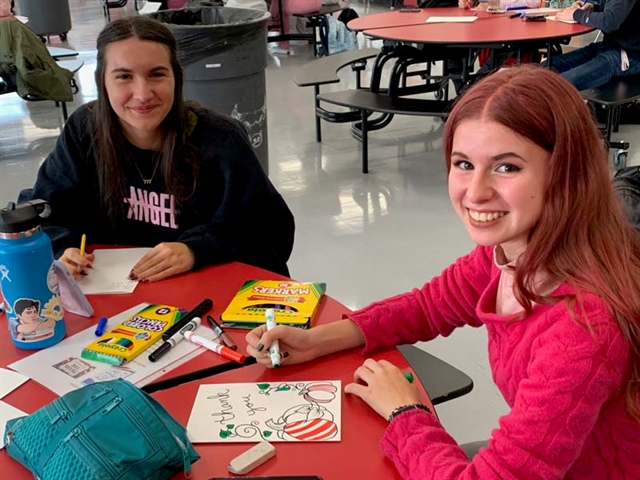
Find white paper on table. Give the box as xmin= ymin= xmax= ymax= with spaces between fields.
xmin=187 ymin=381 xmax=342 ymax=443
xmin=15 ymin=15 xmax=28 ymax=24
xmin=523 ymin=8 xmax=561 ymax=14
xmin=0 ymin=369 xmax=29 ymax=399
xmin=0 ymin=401 xmax=27 ymax=448
xmin=545 ymin=16 xmax=577 ymax=23
xmin=78 ymin=248 xmax=151 ymax=295
xmin=425 ymin=16 xmax=478 ymax=23
xmin=8 ymin=304 xmax=206 ymax=397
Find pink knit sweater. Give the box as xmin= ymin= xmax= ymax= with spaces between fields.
xmin=349 ymin=246 xmax=640 ymax=480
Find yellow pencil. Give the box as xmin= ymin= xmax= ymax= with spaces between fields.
xmin=79 ymin=234 xmax=87 ymax=257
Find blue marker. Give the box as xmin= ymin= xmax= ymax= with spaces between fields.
xmin=95 ymin=317 xmax=108 ymax=337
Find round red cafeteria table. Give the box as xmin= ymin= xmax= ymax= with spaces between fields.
xmin=349 ymin=7 xmax=594 ymax=45
xmin=1 ymin=260 xmax=435 ymax=479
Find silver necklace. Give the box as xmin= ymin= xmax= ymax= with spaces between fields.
xmin=133 ymin=156 xmax=161 ymax=185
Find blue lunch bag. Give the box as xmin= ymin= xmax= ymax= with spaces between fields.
xmin=3 ymin=378 xmax=200 ymax=480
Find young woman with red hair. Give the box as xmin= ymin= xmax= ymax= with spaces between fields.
xmin=246 ymin=65 xmax=640 ymax=479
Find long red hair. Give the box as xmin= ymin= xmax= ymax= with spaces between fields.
xmin=443 ymin=65 xmax=640 ymax=418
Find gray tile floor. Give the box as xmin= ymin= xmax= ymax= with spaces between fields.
xmin=1 ymin=0 xmax=638 ymax=445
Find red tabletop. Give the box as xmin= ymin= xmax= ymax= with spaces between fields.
xmin=348 ymin=7 xmax=492 ymax=31
xmin=152 ymin=347 xmax=435 ymax=480
xmin=1 ymin=260 xmax=435 ymax=479
xmin=349 ymin=7 xmax=594 ymax=45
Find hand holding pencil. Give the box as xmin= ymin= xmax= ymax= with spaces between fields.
xmin=59 ymin=233 xmax=94 ymax=280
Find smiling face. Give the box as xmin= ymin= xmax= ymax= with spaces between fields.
xmin=448 ymin=118 xmax=550 ymax=261
xmin=103 ymin=37 xmax=175 ymax=149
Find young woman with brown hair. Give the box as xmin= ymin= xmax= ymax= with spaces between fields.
xmin=246 ymin=65 xmax=640 ymax=479
xmin=24 ymin=16 xmax=294 ymax=282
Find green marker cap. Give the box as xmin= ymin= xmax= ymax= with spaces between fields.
xmin=404 ymin=372 xmax=414 ymax=383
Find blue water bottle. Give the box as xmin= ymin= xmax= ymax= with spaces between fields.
xmin=0 ymin=200 xmax=66 ymax=349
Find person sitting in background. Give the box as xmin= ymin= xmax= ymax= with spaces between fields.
xmin=449 ymin=0 xmax=543 ymax=94
xmin=246 ymin=66 xmax=640 ymax=479
xmin=22 ymin=16 xmax=295 ymax=282
xmin=0 ymin=0 xmax=13 ymax=18
xmin=225 ymin=0 xmax=267 ymax=11
xmin=268 ymin=0 xmax=322 ymax=52
xmin=551 ymin=0 xmax=640 ymax=90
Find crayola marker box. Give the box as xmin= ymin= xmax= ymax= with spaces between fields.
xmin=81 ymin=304 xmax=182 ymax=365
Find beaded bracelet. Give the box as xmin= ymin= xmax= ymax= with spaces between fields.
xmin=387 ymin=403 xmax=432 ymax=423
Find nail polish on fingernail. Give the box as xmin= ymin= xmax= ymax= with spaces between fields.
xmin=256 ymin=343 xmax=264 ymax=352
xmin=282 ymin=352 xmax=290 ymax=358
xmin=129 ymin=272 xmax=138 ymax=280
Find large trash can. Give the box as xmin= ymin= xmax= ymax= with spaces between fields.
xmin=149 ymin=7 xmax=271 ymax=174
xmin=17 ymin=0 xmax=72 ymax=41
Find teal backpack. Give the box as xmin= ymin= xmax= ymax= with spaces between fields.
xmin=3 ymin=379 xmax=200 ymax=480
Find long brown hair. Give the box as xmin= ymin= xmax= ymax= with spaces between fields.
xmin=443 ymin=65 xmax=640 ymax=418
xmin=93 ymin=16 xmax=199 ymax=226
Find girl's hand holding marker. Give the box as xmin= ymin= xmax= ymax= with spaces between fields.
xmin=265 ymin=309 xmax=281 ymax=368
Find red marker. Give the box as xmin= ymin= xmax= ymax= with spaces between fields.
xmin=183 ymin=331 xmax=246 ymax=364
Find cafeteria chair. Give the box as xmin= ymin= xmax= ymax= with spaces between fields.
xmin=0 ymin=17 xmax=83 ymax=122
xmin=397 ymin=344 xmax=474 ymax=405
xmin=294 ymin=47 xmax=380 ymax=142
xmin=580 ymin=75 xmax=640 ymax=170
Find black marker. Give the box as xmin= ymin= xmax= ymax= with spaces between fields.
xmin=206 ymin=315 xmax=238 ymax=350
xmin=161 ymin=298 xmax=213 ymax=341
xmin=149 ymin=317 xmax=201 ymax=363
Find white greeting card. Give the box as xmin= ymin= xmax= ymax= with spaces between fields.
xmin=187 ymin=381 xmax=342 ymax=443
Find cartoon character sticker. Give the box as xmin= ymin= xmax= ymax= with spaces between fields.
xmin=10 ymin=298 xmax=56 ymax=342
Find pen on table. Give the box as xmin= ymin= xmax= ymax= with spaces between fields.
xmin=183 ymin=331 xmax=246 ymax=363
xmin=206 ymin=315 xmax=238 ymax=350
xmin=265 ymin=308 xmax=281 ymax=369
xmin=162 ymin=298 xmax=213 ymax=341
xmin=149 ymin=317 xmax=202 ymax=363
xmin=509 ymin=12 xmax=521 ymax=18
xmin=94 ymin=317 xmax=108 ymax=337
xmin=79 ymin=233 xmax=87 ymax=257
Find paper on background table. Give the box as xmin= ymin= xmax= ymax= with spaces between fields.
xmin=524 ymin=7 xmax=561 ymax=14
xmin=545 ymin=16 xmax=577 ymax=23
xmin=8 ymin=303 xmax=206 ymax=396
xmin=0 ymin=368 xmax=29 ymax=398
xmin=187 ymin=381 xmax=342 ymax=443
xmin=0 ymin=401 xmax=26 ymax=448
xmin=78 ymin=248 xmax=151 ymax=295
xmin=426 ymin=16 xmax=478 ymax=23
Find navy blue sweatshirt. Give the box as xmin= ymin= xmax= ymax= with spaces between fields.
xmin=24 ymin=102 xmax=295 ymax=276
xmin=573 ymin=0 xmax=640 ymax=53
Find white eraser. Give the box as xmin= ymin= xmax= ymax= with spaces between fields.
xmin=228 ymin=440 xmax=276 ymax=475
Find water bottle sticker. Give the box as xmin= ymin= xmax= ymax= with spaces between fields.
xmin=42 ymin=295 xmax=64 ymax=322
xmin=47 ymin=263 xmax=59 ymax=294
xmin=10 ymin=298 xmax=56 ymax=343
xmin=0 ymin=264 xmax=11 ymax=282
